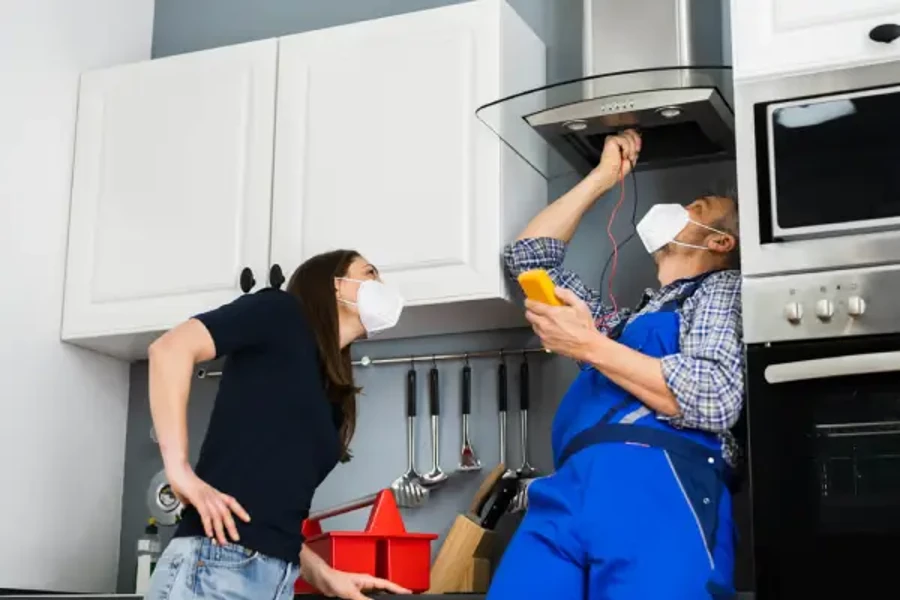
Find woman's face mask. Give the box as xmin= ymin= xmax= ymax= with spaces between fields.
xmin=337 ymin=278 xmax=404 ymax=335
xmin=636 ymin=203 xmax=727 ymax=255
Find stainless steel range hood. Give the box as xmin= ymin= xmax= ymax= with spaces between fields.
xmin=477 ymin=0 xmax=734 ymax=178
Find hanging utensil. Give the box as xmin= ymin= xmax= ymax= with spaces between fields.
xmin=516 ymin=357 xmax=537 ymax=478
xmin=458 ymin=360 xmax=482 ymax=472
xmin=146 ymin=469 xmax=183 ymax=526
xmin=391 ymin=366 xmax=430 ymax=508
xmin=421 ymin=363 xmax=449 ymax=486
xmin=498 ymin=359 xmax=516 ymax=479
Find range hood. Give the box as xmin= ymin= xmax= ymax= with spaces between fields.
xmin=476 ymin=0 xmax=734 ymax=178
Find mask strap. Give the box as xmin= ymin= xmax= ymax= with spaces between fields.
xmin=671 ymin=240 xmax=711 ymax=251
xmin=689 ymin=219 xmax=728 ymax=237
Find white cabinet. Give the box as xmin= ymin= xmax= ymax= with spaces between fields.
xmin=271 ymin=1 xmax=545 ymax=321
xmin=63 ymin=40 xmax=277 ymax=357
xmin=732 ymin=0 xmax=900 ymax=80
xmin=62 ymin=2 xmax=546 ymax=358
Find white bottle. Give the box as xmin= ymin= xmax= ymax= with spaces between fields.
xmin=135 ymin=518 xmax=161 ymax=595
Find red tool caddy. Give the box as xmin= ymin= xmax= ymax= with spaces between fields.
xmin=294 ymin=489 xmax=438 ymax=594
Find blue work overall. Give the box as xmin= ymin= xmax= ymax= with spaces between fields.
xmin=487 ymin=273 xmax=736 ymax=600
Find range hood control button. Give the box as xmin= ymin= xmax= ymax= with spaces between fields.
xmin=847 ymin=296 xmax=867 ymax=318
xmin=815 ymin=299 xmax=835 ymax=321
xmin=784 ymin=302 xmax=803 ymax=325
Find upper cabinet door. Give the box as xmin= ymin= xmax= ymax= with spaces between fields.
xmin=63 ymin=40 xmax=277 ymax=350
xmin=271 ymin=3 xmax=532 ymax=306
xmin=732 ymin=0 xmax=900 ymax=80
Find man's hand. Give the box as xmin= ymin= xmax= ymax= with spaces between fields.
xmin=525 ymin=287 xmax=599 ymax=361
xmin=303 ymin=564 xmax=411 ymax=600
xmin=166 ymin=462 xmax=250 ymax=545
xmin=588 ymin=129 xmax=641 ymax=190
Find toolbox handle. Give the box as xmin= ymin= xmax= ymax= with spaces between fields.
xmin=302 ymin=489 xmax=407 ymax=538
xmin=306 ymin=492 xmax=380 ymax=522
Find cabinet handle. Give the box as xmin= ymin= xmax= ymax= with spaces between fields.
xmin=269 ymin=264 xmax=286 ymax=290
xmin=869 ymin=23 xmax=900 ymax=44
xmin=239 ymin=267 xmax=256 ymax=293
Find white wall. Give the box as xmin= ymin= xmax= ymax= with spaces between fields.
xmin=0 ymin=1 xmax=154 ymax=592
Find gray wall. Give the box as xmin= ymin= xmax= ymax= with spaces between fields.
xmin=119 ymin=0 xmax=748 ymax=592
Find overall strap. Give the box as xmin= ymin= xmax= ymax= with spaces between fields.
xmin=599 ymin=270 xmax=721 ymax=424
xmin=556 ymin=423 xmax=729 ymax=477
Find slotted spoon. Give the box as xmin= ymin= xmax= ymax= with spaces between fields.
xmin=390 ymin=366 xmax=429 ymax=508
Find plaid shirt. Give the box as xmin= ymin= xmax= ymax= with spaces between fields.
xmin=505 ymin=237 xmax=744 ymax=465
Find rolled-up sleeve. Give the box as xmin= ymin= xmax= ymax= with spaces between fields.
xmin=504 ymin=237 xmax=616 ymax=323
xmin=660 ymin=271 xmax=744 ymax=433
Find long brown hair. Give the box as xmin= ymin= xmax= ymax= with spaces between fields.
xmin=286 ymin=250 xmax=361 ymax=461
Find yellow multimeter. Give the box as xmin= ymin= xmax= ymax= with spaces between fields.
xmin=516 ymin=269 xmax=563 ymax=306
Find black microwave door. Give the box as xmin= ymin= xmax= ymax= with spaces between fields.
xmin=746 ymin=336 xmax=900 ymax=596
xmin=759 ymin=85 xmax=900 ymax=240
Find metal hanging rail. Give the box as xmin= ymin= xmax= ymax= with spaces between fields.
xmin=196 ymin=346 xmax=548 ymax=379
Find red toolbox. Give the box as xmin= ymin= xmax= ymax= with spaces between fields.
xmin=295 ymin=489 xmax=438 ymax=594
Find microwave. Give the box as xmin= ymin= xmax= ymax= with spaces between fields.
xmin=736 ymin=60 xmax=900 ymax=277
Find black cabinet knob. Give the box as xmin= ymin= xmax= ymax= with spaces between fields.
xmin=869 ymin=23 xmax=900 ymax=43
xmin=269 ymin=264 xmax=285 ymax=289
xmin=239 ymin=267 xmax=256 ymax=293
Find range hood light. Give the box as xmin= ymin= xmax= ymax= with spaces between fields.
xmin=563 ymin=119 xmax=588 ymax=132
xmin=657 ymin=106 xmax=683 ymax=119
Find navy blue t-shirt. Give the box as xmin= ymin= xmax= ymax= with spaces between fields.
xmin=173 ymin=289 xmax=342 ymax=564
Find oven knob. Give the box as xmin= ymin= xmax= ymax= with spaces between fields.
xmin=847 ymin=295 xmax=867 ymax=317
xmin=815 ymin=299 xmax=835 ymax=321
xmin=783 ymin=301 xmax=803 ymax=324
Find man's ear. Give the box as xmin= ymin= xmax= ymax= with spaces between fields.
xmin=708 ymin=234 xmax=736 ymax=254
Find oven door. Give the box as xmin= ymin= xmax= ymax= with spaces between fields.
xmin=747 ymin=334 xmax=900 ymax=596
xmin=736 ymin=60 xmax=900 ymax=277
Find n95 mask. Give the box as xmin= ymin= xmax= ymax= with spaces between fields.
xmin=636 ymin=204 xmax=726 ymax=254
xmin=338 ymin=279 xmax=404 ymax=335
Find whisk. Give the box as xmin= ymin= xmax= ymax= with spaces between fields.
xmin=390 ymin=366 xmax=429 ymax=508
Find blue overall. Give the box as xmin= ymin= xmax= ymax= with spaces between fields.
xmin=488 ymin=273 xmax=736 ymax=600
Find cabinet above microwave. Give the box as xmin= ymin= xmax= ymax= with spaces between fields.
xmin=62 ymin=2 xmax=547 ymax=360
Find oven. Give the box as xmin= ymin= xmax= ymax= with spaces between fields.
xmin=736 ymin=59 xmax=900 ymax=277
xmin=743 ymin=266 xmax=900 ymax=596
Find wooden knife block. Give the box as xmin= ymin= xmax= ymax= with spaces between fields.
xmin=427 ymin=513 xmax=496 ymax=593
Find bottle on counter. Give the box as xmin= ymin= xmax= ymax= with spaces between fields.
xmin=135 ymin=517 xmax=161 ymax=595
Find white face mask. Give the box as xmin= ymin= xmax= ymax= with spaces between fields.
xmin=338 ymin=278 xmax=404 ymax=335
xmin=636 ymin=203 xmax=727 ymax=254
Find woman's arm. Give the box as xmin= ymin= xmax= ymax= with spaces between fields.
xmin=148 ymin=319 xmax=215 ymax=478
xmin=300 ymin=545 xmax=411 ymax=599
xmin=148 ymin=291 xmax=290 ymax=544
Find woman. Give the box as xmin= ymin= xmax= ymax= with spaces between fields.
xmin=145 ymin=250 xmax=409 ymax=600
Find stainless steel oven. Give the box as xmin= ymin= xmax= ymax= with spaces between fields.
xmin=736 ymin=60 xmax=900 ymax=277
xmin=744 ymin=266 xmax=900 ymax=596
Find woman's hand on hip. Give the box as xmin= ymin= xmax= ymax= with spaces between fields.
xmin=166 ymin=463 xmax=250 ymax=545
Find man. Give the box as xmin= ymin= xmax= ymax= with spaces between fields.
xmin=487 ymin=129 xmax=743 ymax=600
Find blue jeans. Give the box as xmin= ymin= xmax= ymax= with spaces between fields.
xmin=145 ymin=537 xmax=299 ymax=600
